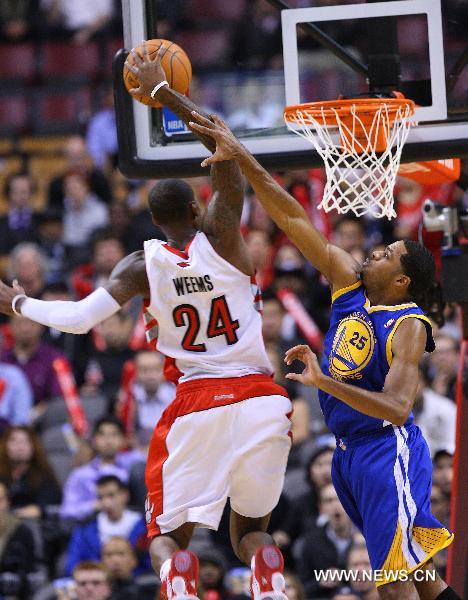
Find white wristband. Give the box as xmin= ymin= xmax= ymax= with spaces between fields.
xmin=12 ymin=294 xmax=27 ymax=316
xmin=150 ymin=80 xmax=169 ymax=99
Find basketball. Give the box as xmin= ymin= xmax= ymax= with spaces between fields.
xmin=123 ymin=39 xmax=192 ymax=108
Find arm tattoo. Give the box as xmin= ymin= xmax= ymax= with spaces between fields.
xmin=204 ymin=161 xmax=245 ymax=236
xmin=106 ymin=251 xmax=150 ymax=305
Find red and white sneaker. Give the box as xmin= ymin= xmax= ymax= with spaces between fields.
xmin=250 ymin=545 xmax=287 ymax=600
xmin=161 ymin=550 xmax=200 ymax=600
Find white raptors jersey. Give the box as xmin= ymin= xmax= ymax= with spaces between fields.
xmin=143 ymin=232 xmax=273 ymax=382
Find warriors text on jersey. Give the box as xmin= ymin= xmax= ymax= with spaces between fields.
xmin=143 ymin=232 xmax=272 ymax=382
xmin=320 ymin=280 xmax=435 ymax=438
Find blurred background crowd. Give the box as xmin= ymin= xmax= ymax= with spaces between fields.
xmin=0 ymin=1 xmax=466 ymax=599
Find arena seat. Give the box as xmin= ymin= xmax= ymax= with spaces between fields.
xmin=41 ymin=425 xmax=75 ymax=486
xmin=0 ymin=42 xmax=37 ymax=85
xmin=190 ymin=0 xmax=246 ymax=22
xmin=174 ymin=30 xmax=229 ymax=69
xmin=32 ymin=86 xmax=93 ymax=134
xmin=38 ymin=395 xmax=107 ymax=431
xmin=105 ymin=37 xmax=125 ymax=76
xmin=40 ymin=41 xmax=101 ymax=82
xmin=0 ymin=94 xmax=29 ymax=136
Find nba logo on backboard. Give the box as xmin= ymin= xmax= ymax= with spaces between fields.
xmin=162 ymin=107 xmax=190 ymax=136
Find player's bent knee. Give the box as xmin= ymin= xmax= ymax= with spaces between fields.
xmin=230 ymin=510 xmax=271 ymax=559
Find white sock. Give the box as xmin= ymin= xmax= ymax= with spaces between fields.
xmin=160 ymin=558 xmax=171 ymax=581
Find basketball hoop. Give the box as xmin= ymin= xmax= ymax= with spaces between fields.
xmin=284 ymin=97 xmax=416 ymax=219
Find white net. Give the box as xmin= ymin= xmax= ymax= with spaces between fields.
xmin=284 ymin=100 xmax=415 ymax=219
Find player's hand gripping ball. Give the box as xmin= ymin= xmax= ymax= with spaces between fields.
xmin=123 ymin=39 xmax=192 ymax=108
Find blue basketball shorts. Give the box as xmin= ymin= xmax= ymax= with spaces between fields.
xmin=332 ymin=424 xmax=454 ymax=587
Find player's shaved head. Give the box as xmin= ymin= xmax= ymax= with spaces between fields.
xmin=148 ymin=179 xmax=195 ymax=225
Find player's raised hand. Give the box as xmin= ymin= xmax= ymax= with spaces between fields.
xmin=0 ymin=279 xmax=25 ymax=316
xmin=125 ymin=40 xmax=167 ymax=97
xmin=284 ymin=344 xmax=322 ymax=386
xmin=189 ymin=111 xmax=245 ymax=167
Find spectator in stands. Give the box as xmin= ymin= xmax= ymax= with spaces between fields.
xmin=283 ymin=571 xmax=306 ymax=600
xmin=71 ymin=561 xmax=112 ymax=600
xmin=198 ymin=547 xmax=228 ymax=600
xmin=413 ymin=368 xmax=456 ymax=456
xmin=131 ymin=350 xmax=175 ymax=449
xmin=261 ymin=289 xmax=287 ymax=348
xmin=7 ymin=242 xmax=47 ymax=297
xmin=104 ymin=201 xmax=164 ymax=255
xmin=296 ymin=483 xmax=354 ymax=598
xmin=62 ymin=171 xmax=109 ymax=261
xmin=65 ymin=475 xmax=146 ymax=575
xmin=71 ymin=229 xmax=125 ymax=300
xmin=36 ymin=209 xmax=67 ymax=284
xmin=431 ymin=483 xmax=450 ymax=529
xmin=0 ymin=0 xmax=40 ymax=41
xmin=432 ymin=449 xmax=453 ymax=498
xmin=86 ymin=84 xmax=118 ymax=171
xmin=101 ymin=536 xmax=156 ymax=599
xmin=225 ymin=567 xmax=250 ymax=599
xmin=264 ymin=343 xmax=310 ymax=466
xmin=0 ymin=362 xmax=33 ymax=427
xmin=227 ymin=79 xmax=283 ymax=129
xmin=346 ymin=542 xmax=378 ymax=600
xmin=285 ymin=445 xmax=334 ymax=543
xmin=48 ymin=136 xmax=111 ymax=208
xmin=272 ymin=243 xmax=330 ymax=335
xmin=60 ymin=416 xmax=142 ymax=521
xmin=0 ymin=173 xmax=39 ymax=259
xmin=84 ymin=312 xmax=135 ymax=402
xmin=426 ymin=333 xmax=459 ymax=401
xmin=331 ymin=215 xmax=367 ymax=264
xmin=245 ymin=229 xmax=274 ymax=289
xmin=0 ymin=426 xmax=61 ymax=519
xmin=230 ymin=0 xmax=283 ymax=70
xmin=40 ymin=282 xmax=92 ymax=386
xmin=430 ymin=484 xmax=451 ymax=579
xmin=1 ymin=314 xmax=67 ymax=407
xmin=42 ymin=0 xmax=115 ymax=44
xmin=0 ymin=481 xmax=37 ymax=599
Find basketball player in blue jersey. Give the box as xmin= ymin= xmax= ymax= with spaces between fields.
xmin=189 ymin=113 xmax=460 ymax=600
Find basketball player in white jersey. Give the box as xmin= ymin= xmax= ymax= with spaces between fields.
xmin=0 ymin=44 xmax=290 ymax=600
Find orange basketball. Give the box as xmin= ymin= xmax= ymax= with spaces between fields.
xmin=123 ymin=39 xmax=192 ymax=108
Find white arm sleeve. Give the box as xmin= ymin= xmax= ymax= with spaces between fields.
xmin=19 ymin=287 xmax=121 ymax=334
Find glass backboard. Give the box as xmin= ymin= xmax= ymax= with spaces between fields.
xmin=114 ymin=0 xmax=468 ymax=178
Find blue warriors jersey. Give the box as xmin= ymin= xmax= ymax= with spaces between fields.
xmin=319 ymin=280 xmax=435 ymax=438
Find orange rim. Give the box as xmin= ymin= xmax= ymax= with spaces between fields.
xmin=284 ymin=97 xmax=415 ymax=125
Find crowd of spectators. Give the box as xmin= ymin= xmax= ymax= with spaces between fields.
xmin=0 ymin=129 xmax=464 ymax=599
xmin=0 ymin=1 xmax=466 ymax=599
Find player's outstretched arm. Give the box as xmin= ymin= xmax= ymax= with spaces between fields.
xmin=126 ymin=42 xmax=249 ymax=270
xmin=285 ymin=319 xmax=427 ymax=425
xmin=189 ymin=112 xmax=359 ymax=292
xmin=0 ymin=252 xmax=149 ymax=333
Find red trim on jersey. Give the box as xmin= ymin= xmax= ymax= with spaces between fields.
xmin=145 ymin=318 xmax=158 ymax=329
xmin=164 ymin=356 xmax=184 ymax=384
xmin=161 ymin=236 xmax=195 ymax=260
xmin=145 ymin=374 xmax=289 ymax=537
xmin=286 ymin=408 xmax=294 ymax=442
